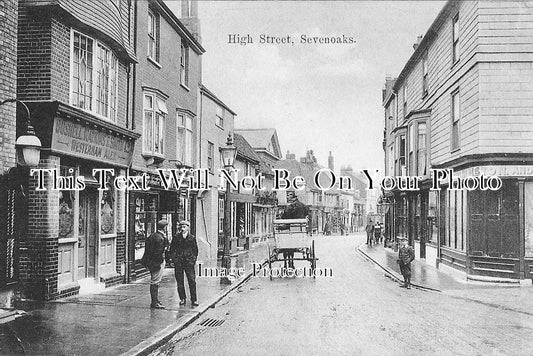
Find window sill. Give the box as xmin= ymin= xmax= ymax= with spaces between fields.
xmin=142 ymin=153 xmax=165 ymax=166
xmin=215 ymin=123 xmax=224 ymax=130
xmin=180 ymin=83 xmax=190 ymax=91
xmin=147 ymin=56 xmax=162 ymax=69
xmin=69 ymin=102 xmax=117 ymax=124
xmin=451 ymin=147 xmax=460 ymax=154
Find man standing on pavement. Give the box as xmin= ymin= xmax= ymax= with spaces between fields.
xmin=397 ymin=237 xmax=415 ymax=289
xmin=365 ymin=220 xmax=374 ymax=246
xmin=141 ymin=220 xmax=169 ymax=309
xmin=170 ymin=220 xmax=199 ymax=307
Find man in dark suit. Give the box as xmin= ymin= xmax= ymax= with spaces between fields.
xmin=397 ymin=237 xmax=415 ymax=289
xmin=141 ymin=220 xmax=169 ymax=309
xmin=170 ymin=220 xmax=199 ymax=307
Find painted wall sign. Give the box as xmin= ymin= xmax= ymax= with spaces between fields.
xmin=52 ymin=116 xmax=134 ymax=167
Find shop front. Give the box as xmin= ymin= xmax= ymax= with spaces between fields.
xmin=127 ymin=171 xmax=193 ymax=281
xmin=438 ymin=165 xmax=533 ymax=281
xmin=21 ymin=102 xmax=138 ymax=300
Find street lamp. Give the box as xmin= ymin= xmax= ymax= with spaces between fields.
xmin=0 ymin=99 xmax=41 ymax=167
xmin=220 ymin=133 xmax=237 ymax=277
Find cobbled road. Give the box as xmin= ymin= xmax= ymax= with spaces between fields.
xmin=154 ymin=234 xmax=533 ymax=356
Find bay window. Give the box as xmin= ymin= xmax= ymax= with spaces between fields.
xmin=71 ymin=30 xmax=118 ymax=121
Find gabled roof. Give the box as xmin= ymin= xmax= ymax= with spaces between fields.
xmin=234 ymin=133 xmax=260 ymax=164
xmin=200 ymin=84 xmax=237 ymax=116
xmin=235 ymin=128 xmax=282 ymax=160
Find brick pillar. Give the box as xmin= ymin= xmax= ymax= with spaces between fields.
xmin=0 ymin=0 xmax=18 ymax=172
xmin=116 ymin=169 xmax=126 ymax=276
xmin=19 ymin=155 xmax=60 ymax=300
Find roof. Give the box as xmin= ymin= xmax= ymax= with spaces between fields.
xmin=274 ymin=158 xmax=338 ymax=194
xmin=256 ymin=154 xmax=274 ymax=176
xmin=234 ymin=133 xmax=260 ymax=164
xmin=235 ymin=128 xmax=282 ymax=159
xmin=200 ymin=84 xmax=237 ymax=116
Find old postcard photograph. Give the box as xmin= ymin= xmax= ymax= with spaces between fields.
xmin=1 ymin=0 xmax=533 ymax=355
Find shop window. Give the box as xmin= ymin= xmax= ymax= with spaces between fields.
xmin=134 ymin=195 xmax=158 ymax=261
xmin=58 ymin=167 xmax=75 ymax=239
xmin=100 ymin=181 xmax=115 ymax=235
xmin=71 ymin=30 xmax=118 ymax=121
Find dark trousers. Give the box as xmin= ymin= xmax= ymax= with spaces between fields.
xmin=366 ymin=232 xmax=373 ymax=245
xmin=399 ymin=261 xmax=412 ymax=284
xmin=175 ymin=264 xmax=197 ymax=302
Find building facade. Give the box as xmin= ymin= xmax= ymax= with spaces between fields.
xmin=235 ymin=128 xmax=282 ymax=242
xmin=0 ymin=0 xmax=20 ymax=307
xmin=198 ymin=85 xmax=235 ymax=261
xmin=383 ymin=0 xmax=533 ymax=280
xmin=16 ymin=0 xmax=139 ymax=299
xmin=128 ymin=0 xmax=204 ymax=280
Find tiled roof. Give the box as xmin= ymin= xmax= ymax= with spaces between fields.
xmin=234 ymin=133 xmax=260 ymax=164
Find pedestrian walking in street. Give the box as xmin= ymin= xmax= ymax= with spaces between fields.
xmin=365 ymin=220 xmax=374 ymax=246
xmin=141 ymin=220 xmax=169 ymax=309
xmin=374 ymin=222 xmax=382 ymax=244
xmin=397 ymin=237 xmax=415 ymax=289
xmin=170 ymin=220 xmax=199 ymax=307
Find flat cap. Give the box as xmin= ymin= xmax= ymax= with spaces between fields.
xmin=179 ymin=220 xmax=190 ymax=226
xmin=157 ymin=220 xmax=169 ymax=229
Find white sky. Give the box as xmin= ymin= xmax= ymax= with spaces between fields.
xmin=167 ymin=1 xmax=445 ymax=173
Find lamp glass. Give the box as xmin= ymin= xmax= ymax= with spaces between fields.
xmin=16 ymin=133 xmax=42 ymax=167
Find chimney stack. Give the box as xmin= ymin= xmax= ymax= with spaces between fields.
xmin=180 ymin=0 xmax=202 ymax=43
xmin=413 ymin=35 xmax=423 ymax=51
xmin=328 ymin=151 xmax=334 ymax=171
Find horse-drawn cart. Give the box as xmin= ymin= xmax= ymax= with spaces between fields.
xmin=267 ymin=218 xmax=317 ymax=279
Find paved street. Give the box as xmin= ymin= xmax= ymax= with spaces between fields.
xmin=153 ymin=233 xmax=533 ymax=356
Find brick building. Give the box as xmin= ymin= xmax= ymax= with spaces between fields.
xmin=127 ymin=0 xmax=204 ymax=280
xmin=0 ymin=0 xmax=19 ymax=307
xmin=383 ymin=0 xmax=533 ymax=281
xmin=14 ymin=0 xmax=139 ymax=299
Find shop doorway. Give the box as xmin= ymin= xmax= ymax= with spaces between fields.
xmin=78 ymin=188 xmax=97 ymax=279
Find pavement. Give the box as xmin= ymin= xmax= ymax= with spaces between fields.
xmin=0 ymin=240 xmax=271 ymax=356
xmin=357 ymin=238 xmax=533 ymax=316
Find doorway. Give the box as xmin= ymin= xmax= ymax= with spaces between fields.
xmin=78 ymin=188 xmax=97 ymax=279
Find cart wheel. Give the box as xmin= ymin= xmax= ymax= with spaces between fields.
xmin=267 ymin=245 xmax=273 ymax=281
xmin=311 ymin=240 xmax=316 ymax=278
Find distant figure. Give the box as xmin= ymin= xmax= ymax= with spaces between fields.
xmin=397 ymin=237 xmax=415 ymax=289
xmin=374 ymin=222 xmax=382 ymax=244
xmin=365 ymin=220 xmax=374 ymax=246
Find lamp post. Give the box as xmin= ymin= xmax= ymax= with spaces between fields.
xmin=0 ymin=99 xmax=41 ymax=167
xmin=220 ymin=133 xmax=237 ymax=276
